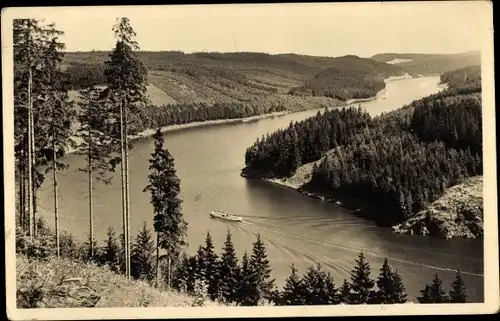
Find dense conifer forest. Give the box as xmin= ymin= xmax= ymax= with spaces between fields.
xmin=16 ymin=216 xmax=470 ymax=307
xmin=288 ymin=55 xmax=402 ymax=100
xmin=244 ymin=65 xmax=482 ymax=225
xmin=440 ymin=65 xmax=481 ymax=90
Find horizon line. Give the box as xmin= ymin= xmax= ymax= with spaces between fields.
xmin=61 ymin=49 xmax=481 ymax=58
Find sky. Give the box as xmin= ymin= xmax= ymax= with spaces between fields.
xmin=4 ymin=2 xmax=493 ymax=58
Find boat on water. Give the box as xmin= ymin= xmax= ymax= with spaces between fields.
xmin=210 ymin=210 xmax=243 ymax=222
xmin=335 ymin=200 xmax=342 ymax=206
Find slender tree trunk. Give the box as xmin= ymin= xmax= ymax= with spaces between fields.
xmin=26 ymin=68 xmax=34 ymax=239
xmin=22 ymin=144 xmax=28 ymax=231
xmin=167 ymin=255 xmax=171 ymax=290
xmin=53 ymin=141 xmax=60 ymax=259
xmin=124 ymin=106 xmax=131 ymax=279
xmin=31 ymin=102 xmax=37 ymax=238
xmin=19 ymin=158 xmax=25 ymax=229
xmin=88 ymin=140 xmax=94 ymax=258
xmin=120 ymin=100 xmax=128 ymax=277
xmin=156 ymin=233 xmax=160 ymax=288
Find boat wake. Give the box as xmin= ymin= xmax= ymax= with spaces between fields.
xmin=239 ymin=220 xmax=483 ymax=277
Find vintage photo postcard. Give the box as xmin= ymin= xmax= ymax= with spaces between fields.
xmin=2 ymin=2 xmax=498 ymax=320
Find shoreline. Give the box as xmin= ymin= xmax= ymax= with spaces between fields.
xmin=240 ymin=168 xmax=393 ymax=227
xmin=63 ymin=74 xmax=428 ymax=157
xmin=133 ymin=111 xmax=291 ymax=140
xmin=63 ymin=91 xmax=380 ymax=156
xmin=64 ymin=111 xmax=292 ymax=155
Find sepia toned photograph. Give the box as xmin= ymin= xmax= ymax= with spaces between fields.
xmin=2 ymin=2 xmax=498 ymax=319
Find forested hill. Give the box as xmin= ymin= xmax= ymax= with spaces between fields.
xmin=63 ymin=51 xmax=401 ymax=107
xmin=243 ymin=66 xmax=482 ymax=228
xmin=370 ymin=51 xmax=481 ymax=75
xmin=288 ymin=55 xmax=403 ymax=101
xmin=440 ymin=65 xmax=481 ymax=89
xmin=63 ymin=51 xmax=349 ymax=97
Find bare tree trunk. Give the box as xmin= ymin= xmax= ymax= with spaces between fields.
xmin=167 ymin=255 xmax=171 ymax=290
xmin=22 ymin=145 xmax=28 ymax=231
xmin=156 ymin=232 xmax=160 ymax=288
xmin=31 ymin=102 xmax=37 ymax=238
xmin=88 ymin=141 xmax=94 ymax=258
xmin=26 ymin=68 xmax=34 ymax=239
xmin=120 ymin=100 xmax=128 ymax=276
xmin=19 ymin=157 xmax=25 ymax=229
xmin=53 ymin=141 xmax=60 ymax=259
xmin=124 ymin=107 xmax=131 ymax=279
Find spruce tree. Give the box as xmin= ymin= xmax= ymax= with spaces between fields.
xmin=130 ymin=221 xmax=156 ymax=281
xmin=280 ymin=263 xmax=305 ymax=306
xmin=349 ymin=251 xmax=375 ymax=304
xmin=448 ymin=269 xmax=467 ymax=303
xmin=172 ymin=253 xmax=197 ymax=294
xmin=417 ymin=285 xmax=432 ymax=303
xmin=375 ymin=257 xmax=394 ymax=304
xmin=144 ymin=128 xmax=187 ymax=287
xmin=338 ymin=278 xmax=352 ymax=304
xmin=103 ymin=17 xmax=149 ymax=278
xmin=375 ymin=258 xmax=408 ymax=304
xmin=248 ymin=234 xmax=275 ymax=305
xmin=391 ymin=268 xmax=407 ymax=303
xmin=104 ymin=227 xmax=122 ymax=273
xmin=218 ymin=230 xmax=240 ymax=303
xmin=194 ymin=245 xmax=207 ymax=282
xmin=236 ymin=251 xmax=252 ymax=306
xmin=203 ymin=231 xmax=219 ymax=301
xmin=301 ymin=263 xmax=338 ymax=305
xmin=417 ymin=273 xmax=448 ymax=303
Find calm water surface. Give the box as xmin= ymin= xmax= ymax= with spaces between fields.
xmin=37 ymin=76 xmax=484 ymax=302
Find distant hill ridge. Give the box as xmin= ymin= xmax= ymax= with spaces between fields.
xmin=63 ymin=50 xmax=480 ymax=106
xmin=370 ymin=51 xmax=481 ymax=75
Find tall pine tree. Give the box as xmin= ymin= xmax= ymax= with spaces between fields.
xmin=13 ymin=19 xmax=67 ymax=239
xmin=143 ymin=128 xmax=187 ymax=287
xmin=103 ymin=17 xmax=149 ymax=278
xmin=76 ymin=77 xmax=120 ymax=259
xmin=41 ymin=36 xmax=76 ymax=259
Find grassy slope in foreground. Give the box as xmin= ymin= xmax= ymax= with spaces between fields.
xmin=392 ymin=176 xmax=483 ymax=239
xmin=16 ymin=254 xmax=221 ymax=308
